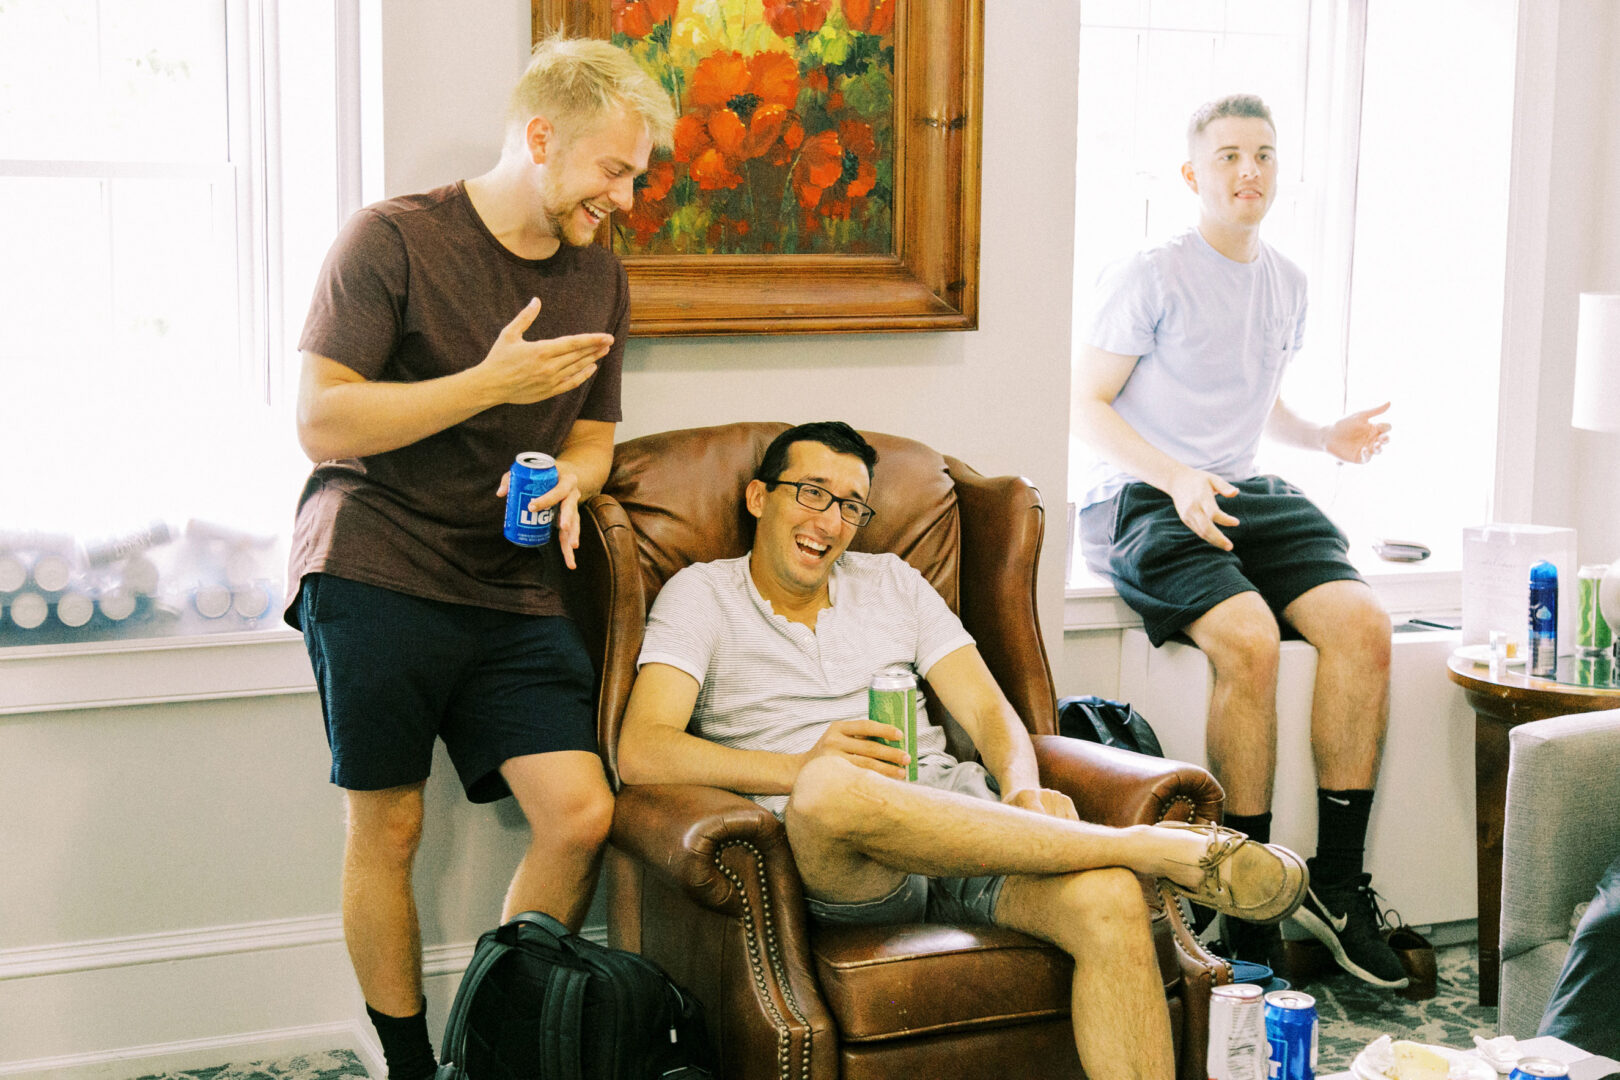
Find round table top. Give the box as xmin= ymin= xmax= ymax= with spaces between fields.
xmin=1448 ymin=649 xmax=1620 ymax=702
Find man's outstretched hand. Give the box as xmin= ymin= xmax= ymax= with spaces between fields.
xmin=1324 ymin=401 xmax=1392 ymax=464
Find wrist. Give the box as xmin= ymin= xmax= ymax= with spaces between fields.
xmin=449 ymin=365 xmax=499 ymax=413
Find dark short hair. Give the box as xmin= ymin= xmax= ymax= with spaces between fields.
xmin=1187 ymin=93 xmax=1275 ymax=152
xmin=754 ymin=421 xmax=879 ymax=484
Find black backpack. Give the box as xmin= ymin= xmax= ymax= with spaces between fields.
xmin=435 ymin=911 xmax=714 ymax=1080
xmin=1056 ymin=694 xmax=1164 ymax=757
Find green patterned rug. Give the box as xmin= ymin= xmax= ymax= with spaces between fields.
xmin=1308 ymin=943 xmax=1497 ymax=1070
xmin=126 ymin=1049 xmax=369 ymax=1080
xmin=117 ymin=947 xmax=1492 ymax=1079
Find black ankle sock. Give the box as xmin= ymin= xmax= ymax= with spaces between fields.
xmin=367 ymin=1000 xmax=437 ymax=1080
xmin=1312 ymin=788 xmax=1374 ymax=886
xmin=1224 ymin=810 xmax=1272 ymax=845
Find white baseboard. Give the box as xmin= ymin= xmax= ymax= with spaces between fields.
xmin=0 ymin=915 xmax=344 ymax=980
xmin=0 ymin=914 xmax=607 ymax=1072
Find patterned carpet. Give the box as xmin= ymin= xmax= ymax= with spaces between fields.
xmin=1307 ymin=943 xmax=1498 ymax=1071
xmin=125 ymin=1050 xmax=369 ymax=1080
xmin=115 ymin=947 xmax=1494 ymax=1080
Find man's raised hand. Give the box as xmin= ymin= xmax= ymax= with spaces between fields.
xmin=475 ymin=297 xmax=614 ymax=406
xmin=1324 ymin=401 xmax=1392 ymax=465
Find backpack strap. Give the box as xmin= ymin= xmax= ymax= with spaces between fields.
xmin=437 ymin=933 xmax=513 ymax=1077
xmin=539 ymin=963 xmax=589 ymax=1080
xmin=506 ymin=909 xmax=571 ymax=941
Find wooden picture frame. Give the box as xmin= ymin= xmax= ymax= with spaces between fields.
xmin=532 ymin=0 xmax=982 ymax=335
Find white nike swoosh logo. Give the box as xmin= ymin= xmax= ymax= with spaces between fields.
xmin=1326 ymin=795 xmax=1351 ymax=806
xmin=1325 ymin=908 xmax=1348 ymax=932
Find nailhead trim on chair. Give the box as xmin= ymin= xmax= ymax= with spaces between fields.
xmin=715 ymin=839 xmax=812 ymax=1080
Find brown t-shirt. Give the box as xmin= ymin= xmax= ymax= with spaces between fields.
xmin=285 ymin=182 xmax=627 ymax=625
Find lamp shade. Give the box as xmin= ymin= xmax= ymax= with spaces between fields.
xmin=1572 ymin=291 xmax=1620 ymax=432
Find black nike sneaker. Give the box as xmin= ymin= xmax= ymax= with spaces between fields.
xmin=1290 ymin=872 xmax=1409 ymax=989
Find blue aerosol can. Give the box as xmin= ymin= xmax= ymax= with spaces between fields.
xmin=1529 ymin=560 xmax=1558 ymax=677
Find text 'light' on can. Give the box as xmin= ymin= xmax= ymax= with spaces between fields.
xmin=504 ymin=452 xmax=559 ymax=548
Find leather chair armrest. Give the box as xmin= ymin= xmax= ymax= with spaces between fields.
xmin=1031 ymin=733 xmax=1224 ymax=828
xmin=568 ymin=493 xmax=647 ymax=787
xmin=611 ymin=783 xmax=799 ymax=916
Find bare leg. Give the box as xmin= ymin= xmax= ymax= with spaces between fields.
xmin=343 ymin=783 xmax=427 ymax=1016
xmin=1184 ymin=591 xmax=1282 ymax=817
xmin=784 ymin=756 xmax=1217 ymax=900
xmin=499 ymin=750 xmax=615 ymax=928
xmin=997 ymin=869 xmax=1176 ymax=1080
xmin=1282 ymin=580 xmax=1391 ymax=789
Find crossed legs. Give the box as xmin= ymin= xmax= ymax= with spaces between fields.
xmin=785 ymin=756 xmax=1263 ymax=1080
xmin=341 ymin=750 xmax=613 ymax=1016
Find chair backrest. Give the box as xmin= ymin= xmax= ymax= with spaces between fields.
xmin=605 ymin=422 xmax=963 ymax=613
xmin=572 ymin=422 xmax=1055 ymax=785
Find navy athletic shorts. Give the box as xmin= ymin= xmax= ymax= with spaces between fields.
xmin=298 ymin=573 xmax=597 ymax=803
xmin=1079 ymin=475 xmax=1364 ymax=647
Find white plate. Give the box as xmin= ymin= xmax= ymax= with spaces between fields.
xmin=1453 ymin=644 xmax=1523 ymax=666
xmin=1352 ymin=1045 xmax=1499 ymax=1080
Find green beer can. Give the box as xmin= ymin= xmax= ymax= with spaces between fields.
xmin=1578 ymin=565 xmax=1613 ymax=655
xmin=869 ymin=666 xmax=918 ymax=782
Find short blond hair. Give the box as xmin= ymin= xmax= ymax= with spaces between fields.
xmin=510 ymin=34 xmax=676 ymax=151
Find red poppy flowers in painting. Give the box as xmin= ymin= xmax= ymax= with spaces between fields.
xmin=609 ymin=0 xmax=895 ymax=254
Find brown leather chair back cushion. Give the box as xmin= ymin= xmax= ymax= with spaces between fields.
xmin=605 ymin=422 xmax=962 ymax=615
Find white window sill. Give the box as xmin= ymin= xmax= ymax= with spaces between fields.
xmin=1065 ymin=558 xmax=1462 ymax=632
xmin=0 ymin=628 xmax=315 ymax=715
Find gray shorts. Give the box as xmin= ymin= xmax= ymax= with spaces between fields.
xmin=803 ymin=761 xmax=1008 ymax=927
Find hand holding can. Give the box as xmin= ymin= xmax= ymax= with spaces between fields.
xmin=868 ymin=667 xmax=919 ymax=782
xmin=504 ymin=452 xmax=559 ymax=547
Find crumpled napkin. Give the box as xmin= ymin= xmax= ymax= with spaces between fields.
xmin=1473 ymin=1036 xmax=1523 ymax=1073
xmin=1365 ymin=1035 xmax=1398 ymax=1076
xmin=1362 ymin=1035 xmax=1494 ymax=1079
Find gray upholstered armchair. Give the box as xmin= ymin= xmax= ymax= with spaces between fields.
xmin=1498 ymin=708 xmax=1620 ymax=1036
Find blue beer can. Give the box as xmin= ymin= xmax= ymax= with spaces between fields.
xmin=503 ymin=452 xmax=559 ymax=547
xmin=1529 ymin=560 xmax=1558 ymax=677
xmin=1509 ymin=1058 xmax=1569 ymax=1080
xmin=1264 ymin=990 xmax=1317 ymax=1080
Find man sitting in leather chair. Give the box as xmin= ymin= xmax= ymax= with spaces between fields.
xmin=617 ymin=421 xmax=1310 ymax=1080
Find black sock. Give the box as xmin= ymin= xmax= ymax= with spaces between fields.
xmin=1312 ymin=788 xmax=1374 ymax=886
xmin=367 ymin=1000 xmax=437 ymax=1080
xmin=1224 ymin=810 xmax=1272 ymax=845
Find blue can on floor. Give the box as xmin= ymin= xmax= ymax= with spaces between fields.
xmin=1264 ymin=990 xmax=1318 ymax=1080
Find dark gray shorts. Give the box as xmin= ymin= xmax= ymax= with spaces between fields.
xmin=803 ymin=762 xmax=1007 ymax=927
xmin=298 ymin=573 xmax=596 ymax=804
xmin=1080 ymin=475 xmax=1364 ymax=647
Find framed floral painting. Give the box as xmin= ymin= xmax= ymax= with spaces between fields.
xmin=533 ymin=0 xmax=983 ymax=335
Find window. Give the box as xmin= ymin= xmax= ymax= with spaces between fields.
xmin=0 ymin=0 xmax=364 ymax=645
xmin=1069 ymin=0 xmax=1517 ymax=587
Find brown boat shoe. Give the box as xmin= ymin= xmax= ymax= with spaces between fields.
xmin=1157 ymin=821 xmax=1310 ymax=926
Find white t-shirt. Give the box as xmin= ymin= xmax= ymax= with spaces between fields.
xmin=1078 ymin=228 xmax=1308 ymax=509
xmin=638 ymin=551 xmax=975 ymax=817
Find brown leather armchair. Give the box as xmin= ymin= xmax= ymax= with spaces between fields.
xmin=564 ymin=422 xmax=1230 ymax=1080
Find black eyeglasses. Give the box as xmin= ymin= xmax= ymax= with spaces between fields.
xmin=764 ymin=479 xmax=876 ymax=527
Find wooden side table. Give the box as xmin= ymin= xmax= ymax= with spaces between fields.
xmin=1447 ymin=651 xmax=1620 ymax=1006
